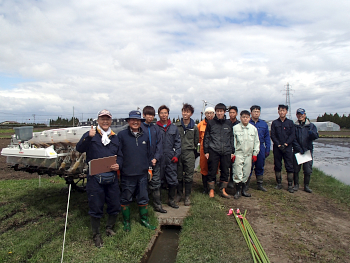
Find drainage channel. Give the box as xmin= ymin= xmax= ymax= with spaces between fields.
xmin=141 ymin=204 xmax=190 ymax=263
xmin=141 ymin=225 xmax=181 ymax=263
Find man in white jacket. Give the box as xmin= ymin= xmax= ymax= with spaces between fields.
xmin=232 ymin=110 xmax=260 ymax=199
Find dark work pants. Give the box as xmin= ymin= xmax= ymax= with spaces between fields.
xmin=207 ymin=148 xmax=231 ymax=183
xmin=120 ymin=174 xmax=149 ymax=206
xmin=250 ymin=148 xmax=266 ymax=177
xmin=177 ymin=150 xmax=195 ymax=183
xmin=148 ymin=163 xmax=161 ymax=190
xmin=293 ymin=152 xmax=313 ymax=175
xmin=86 ymin=175 xmax=121 ymax=218
xmin=273 ymin=145 xmax=294 ymax=173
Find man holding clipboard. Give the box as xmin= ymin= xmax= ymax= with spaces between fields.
xmin=292 ymin=108 xmax=319 ymax=193
xmin=76 ymin=109 xmax=122 ymax=248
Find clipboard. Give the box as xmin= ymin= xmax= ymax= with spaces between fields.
xmin=88 ymin=155 xmax=117 ymax=176
xmin=295 ymin=150 xmax=312 ymax=165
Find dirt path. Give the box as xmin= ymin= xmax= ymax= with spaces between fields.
xmin=1 ymin=138 xmax=350 ymax=262
xmin=202 ymin=163 xmax=350 ymax=263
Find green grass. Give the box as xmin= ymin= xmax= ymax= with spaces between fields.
xmin=176 ymin=188 xmax=252 ymax=263
xmin=0 ymin=177 xmax=157 ymax=263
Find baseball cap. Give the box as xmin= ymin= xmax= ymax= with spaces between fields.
xmin=98 ymin=109 xmax=112 ymax=118
xmin=296 ymin=108 xmax=306 ymax=115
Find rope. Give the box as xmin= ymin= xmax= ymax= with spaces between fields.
xmin=61 ymin=183 xmax=72 ymax=263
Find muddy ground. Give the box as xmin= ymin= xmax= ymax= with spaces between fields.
xmin=1 ymin=138 xmax=350 ymax=262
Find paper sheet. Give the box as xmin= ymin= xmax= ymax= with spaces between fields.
xmin=295 ymin=150 xmax=312 ymax=165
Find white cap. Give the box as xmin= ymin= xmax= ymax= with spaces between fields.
xmin=205 ymin=107 xmax=215 ymax=113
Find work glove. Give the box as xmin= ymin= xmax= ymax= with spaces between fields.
xmin=148 ymin=167 xmax=153 ymax=181
xmin=171 ymin=157 xmax=178 ymax=163
xmin=231 ymin=155 xmax=236 ymax=163
xmin=308 ymin=130 xmax=313 ymax=136
xmin=299 ymin=149 xmax=304 ymax=154
xmin=252 ymin=156 xmax=257 ymax=163
xmin=265 ymin=152 xmax=270 ymax=158
xmin=278 ymin=144 xmax=286 ymax=153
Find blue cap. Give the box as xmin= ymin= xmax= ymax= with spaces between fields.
xmin=296 ymin=108 xmax=306 ymax=115
xmin=126 ymin=110 xmax=145 ymax=121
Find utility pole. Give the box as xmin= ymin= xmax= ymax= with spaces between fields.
xmin=283 ymin=83 xmax=293 ymax=119
xmin=32 ymin=114 xmax=36 ymax=124
xmin=73 ymin=107 xmax=75 ymax=127
xmin=201 ymin=100 xmax=207 ymax=121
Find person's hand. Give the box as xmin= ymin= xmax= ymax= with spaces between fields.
xmin=299 ymin=150 xmax=304 ymax=154
xmin=110 ymin=163 xmax=119 ymax=171
xmin=231 ymin=155 xmax=236 ymax=163
xmin=252 ymin=156 xmax=257 ymax=163
xmin=89 ymin=125 xmax=96 ymax=137
xmin=205 ymin=153 xmax=209 ymax=159
xmin=308 ymin=130 xmax=313 ymax=136
xmin=265 ymin=152 xmax=270 ymax=158
xmin=171 ymin=157 xmax=178 ymax=163
xmin=284 ymin=143 xmax=288 ymax=147
xmin=151 ymin=158 xmax=157 ymax=166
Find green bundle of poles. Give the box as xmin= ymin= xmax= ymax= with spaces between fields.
xmin=233 ymin=209 xmax=270 ymax=263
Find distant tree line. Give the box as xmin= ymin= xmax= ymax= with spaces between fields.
xmin=50 ymin=117 xmax=79 ymax=126
xmin=317 ymin=113 xmax=350 ymax=128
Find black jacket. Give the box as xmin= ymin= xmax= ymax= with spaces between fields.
xmin=271 ymin=117 xmax=295 ymax=147
xmin=203 ymin=115 xmax=235 ymax=155
xmin=292 ymin=119 xmax=319 ymax=153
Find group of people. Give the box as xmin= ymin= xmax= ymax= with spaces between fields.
xmin=76 ymin=103 xmax=318 ymax=247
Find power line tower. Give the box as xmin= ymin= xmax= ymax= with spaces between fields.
xmin=283 ymin=83 xmax=293 ymax=119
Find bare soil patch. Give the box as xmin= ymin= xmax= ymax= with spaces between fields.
xmin=194 ymin=163 xmax=350 ymax=263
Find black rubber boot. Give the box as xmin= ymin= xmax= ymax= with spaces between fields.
xmin=168 ymin=185 xmax=179 ymax=208
xmin=275 ymin=171 xmax=282 ymax=189
xmin=242 ymin=182 xmax=252 ymax=197
xmin=91 ymin=216 xmax=103 ymax=248
xmin=175 ymin=180 xmax=183 ymax=203
xmin=106 ymin=214 xmax=118 ymax=237
xmin=293 ymin=172 xmax=299 ymax=191
xmin=256 ymin=175 xmax=267 ymax=192
xmin=304 ymin=174 xmax=312 ymax=193
xmin=201 ymin=174 xmax=208 ymax=194
xmin=245 ymin=176 xmax=251 ymax=191
xmin=152 ymin=188 xmax=167 ymax=213
xmin=234 ymin=182 xmax=242 ymax=199
xmin=227 ymin=174 xmax=234 ymax=189
xmin=184 ymin=182 xmax=192 ymax=206
xmin=219 ymin=181 xmax=231 ymax=199
xmin=287 ymin=173 xmax=294 ymax=193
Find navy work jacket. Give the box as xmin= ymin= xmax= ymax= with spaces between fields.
xmin=271 ymin=117 xmax=295 ymax=147
xmin=76 ymin=130 xmax=123 ymax=170
xmin=292 ymin=119 xmax=319 ymax=153
xmin=141 ymin=122 xmax=163 ymax=161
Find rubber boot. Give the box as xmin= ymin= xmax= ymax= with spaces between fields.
xmin=293 ymin=172 xmax=299 ymax=191
xmin=245 ymin=176 xmax=251 ymax=191
xmin=139 ymin=204 xmax=157 ymax=230
xmin=121 ymin=204 xmax=131 ymax=232
xmin=234 ymin=182 xmax=242 ymax=199
xmin=275 ymin=171 xmax=282 ymax=189
xmin=175 ymin=180 xmax=183 ymax=203
xmin=256 ymin=175 xmax=267 ymax=192
xmin=91 ymin=216 xmax=103 ymax=248
xmin=242 ymin=182 xmax=252 ymax=197
xmin=202 ymin=174 xmax=208 ymax=194
xmin=184 ymin=182 xmax=192 ymax=206
xmin=219 ymin=181 xmax=231 ymax=198
xmin=304 ymin=174 xmax=312 ymax=193
xmin=152 ymin=188 xmax=167 ymax=213
xmin=287 ymin=173 xmax=294 ymax=193
xmin=227 ymin=174 xmax=234 ymax=189
xmin=168 ymin=185 xmax=179 ymax=208
xmin=208 ymin=181 xmax=215 ymax=198
xmin=106 ymin=214 xmax=118 ymax=237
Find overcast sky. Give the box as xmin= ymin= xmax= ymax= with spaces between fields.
xmin=1 ymin=0 xmax=350 ymax=124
